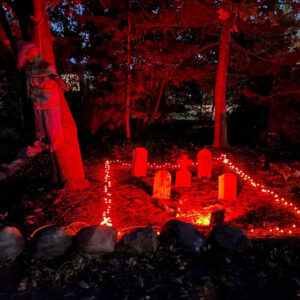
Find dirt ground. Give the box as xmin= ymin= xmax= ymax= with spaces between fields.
xmin=0 ymin=143 xmax=299 ymax=299
xmin=1 ymin=144 xmax=300 ymax=239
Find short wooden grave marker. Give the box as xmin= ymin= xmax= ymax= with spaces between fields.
xmin=218 ymin=173 xmax=237 ymax=201
xmin=197 ymin=149 xmax=212 ymax=179
xmin=153 ymin=170 xmax=172 ymax=199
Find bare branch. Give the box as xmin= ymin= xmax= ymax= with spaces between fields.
xmin=244 ymin=88 xmax=300 ymax=102
xmin=232 ymin=40 xmax=292 ymax=66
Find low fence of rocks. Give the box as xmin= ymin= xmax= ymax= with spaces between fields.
xmin=0 ymin=219 xmax=253 ymax=262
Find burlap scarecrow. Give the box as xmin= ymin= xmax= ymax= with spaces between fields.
xmin=17 ymin=40 xmax=67 ymax=152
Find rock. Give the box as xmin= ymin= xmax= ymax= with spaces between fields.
xmin=31 ymin=226 xmax=73 ymax=259
xmin=75 ymin=225 xmax=117 ymax=254
xmin=0 ymin=172 xmax=6 ymax=181
xmin=0 ymin=227 xmax=25 ymax=261
xmin=117 ymin=227 xmax=159 ymax=254
xmin=159 ymin=219 xmax=206 ymax=253
xmin=209 ymin=224 xmax=253 ymax=252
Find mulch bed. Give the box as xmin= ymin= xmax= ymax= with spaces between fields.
xmin=0 ymin=143 xmax=299 ymax=299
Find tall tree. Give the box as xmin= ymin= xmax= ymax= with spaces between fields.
xmin=213 ymin=4 xmax=232 ymax=148
xmin=125 ymin=0 xmax=132 ymax=139
xmin=31 ymin=0 xmax=87 ymax=189
xmin=0 ymin=0 xmax=87 ymax=189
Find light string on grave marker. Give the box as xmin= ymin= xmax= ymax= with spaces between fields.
xmin=100 ymin=160 xmax=112 ymax=227
xmin=102 ymin=156 xmax=299 ymax=237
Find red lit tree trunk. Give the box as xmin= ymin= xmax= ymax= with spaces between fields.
xmin=125 ymin=1 xmax=132 ymax=139
xmin=31 ymin=0 xmax=87 ymax=189
xmin=213 ymin=15 xmax=231 ymax=149
xmin=144 ymin=71 xmax=168 ymax=131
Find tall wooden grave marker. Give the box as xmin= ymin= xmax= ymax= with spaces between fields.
xmin=175 ymin=154 xmax=193 ymax=187
xmin=132 ymin=147 xmax=147 ymax=177
xmin=197 ymin=149 xmax=212 ymax=178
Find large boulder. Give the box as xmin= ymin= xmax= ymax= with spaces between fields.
xmin=0 ymin=227 xmax=25 ymax=261
xmin=117 ymin=227 xmax=159 ymax=254
xmin=159 ymin=219 xmax=206 ymax=253
xmin=76 ymin=225 xmax=117 ymax=254
xmin=31 ymin=226 xmax=73 ymax=259
xmin=209 ymin=224 xmax=253 ymax=252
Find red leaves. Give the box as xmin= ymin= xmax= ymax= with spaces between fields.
xmin=218 ymin=9 xmax=230 ymax=21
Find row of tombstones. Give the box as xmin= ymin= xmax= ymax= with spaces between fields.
xmin=132 ymin=147 xmax=237 ymax=201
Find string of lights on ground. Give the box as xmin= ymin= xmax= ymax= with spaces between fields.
xmin=100 ymin=153 xmax=299 ymax=238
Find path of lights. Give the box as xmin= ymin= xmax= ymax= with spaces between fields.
xmin=100 ymin=160 xmax=112 ymax=227
xmin=217 ymin=153 xmax=299 ymax=236
xmin=102 ymin=154 xmax=299 ymax=237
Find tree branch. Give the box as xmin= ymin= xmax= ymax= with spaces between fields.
xmin=243 ymin=88 xmax=300 ymax=102
xmin=132 ymin=23 xmax=217 ymax=29
xmin=232 ymin=40 xmax=292 ymax=66
xmin=171 ymin=42 xmax=219 ymax=70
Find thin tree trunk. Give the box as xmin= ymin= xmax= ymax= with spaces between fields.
xmin=145 ymin=72 xmax=168 ymax=130
xmin=210 ymin=96 xmax=215 ymax=124
xmin=213 ymin=14 xmax=231 ymax=148
xmin=31 ymin=0 xmax=87 ymax=189
xmin=125 ymin=1 xmax=132 ymax=139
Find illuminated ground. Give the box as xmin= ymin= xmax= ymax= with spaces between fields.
xmin=0 ymin=147 xmax=300 ymax=299
xmin=2 ymin=148 xmax=299 ymax=240
xmin=98 ymin=154 xmax=300 ymax=238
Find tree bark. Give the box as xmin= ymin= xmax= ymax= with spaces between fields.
xmin=31 ymin=0 xmax=87 ymax=189
xmin=145 ymin=71 xmax=168 ymax=130
xmin=213 ymin=14 xmax=231 ymax=148
xmin=125 ymin=1 xmax=132 ymax=139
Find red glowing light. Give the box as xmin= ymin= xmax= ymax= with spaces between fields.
xmin=152 ymin=170 xmax=172 ymax=199
xmin=101 ymin=153 xmax=300 ymax=238
xmin=218 ymin=172 xmax=237 ymax=201
xmin=132 ymin=147 xmax=147 ymax=177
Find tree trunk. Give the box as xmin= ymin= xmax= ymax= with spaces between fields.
xmin=144 ymin=72 xmax=168 ymax=131
xmin=213 ymin=15 xmax=231 ymax=149
xmin=125 ymin=1 xmax=132 ymax=140
xmin=31 ymin=0 xmax=55 ymax=65
xmin=31 ymin=0 xmax=87 ymax=189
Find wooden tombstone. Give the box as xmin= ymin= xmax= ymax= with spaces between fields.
xmin=175 ymin=154 xmax=193 ymax=187
xmin=197 ymin=149 xmax=212 ymax=179
xmin=153 ymin=170 xmax=172 ymax=199
xmin=132 ymin=147 xmax=147 ymax=177
xmin=210 ymin=209 xmax=225 ymax=226
xmin=218 ymin=173 xmax=237 ymax=201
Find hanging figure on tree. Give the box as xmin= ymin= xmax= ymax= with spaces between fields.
xmin=17 ymin=40 xmax=68 ymax=184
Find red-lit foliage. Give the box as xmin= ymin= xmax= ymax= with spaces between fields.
xmin=1 ymin=0 xmax=299 ymax=147
xmin=44 ymin=0 xmax=299 ymax=145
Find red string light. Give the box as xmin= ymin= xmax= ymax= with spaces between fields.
xmin=101 ymin=154 xmax=299 ymax=237
xmin=219 ymin=153 xmax=299 ymax=236
xmin=100 ymin=160 xmax=112 ymax=227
